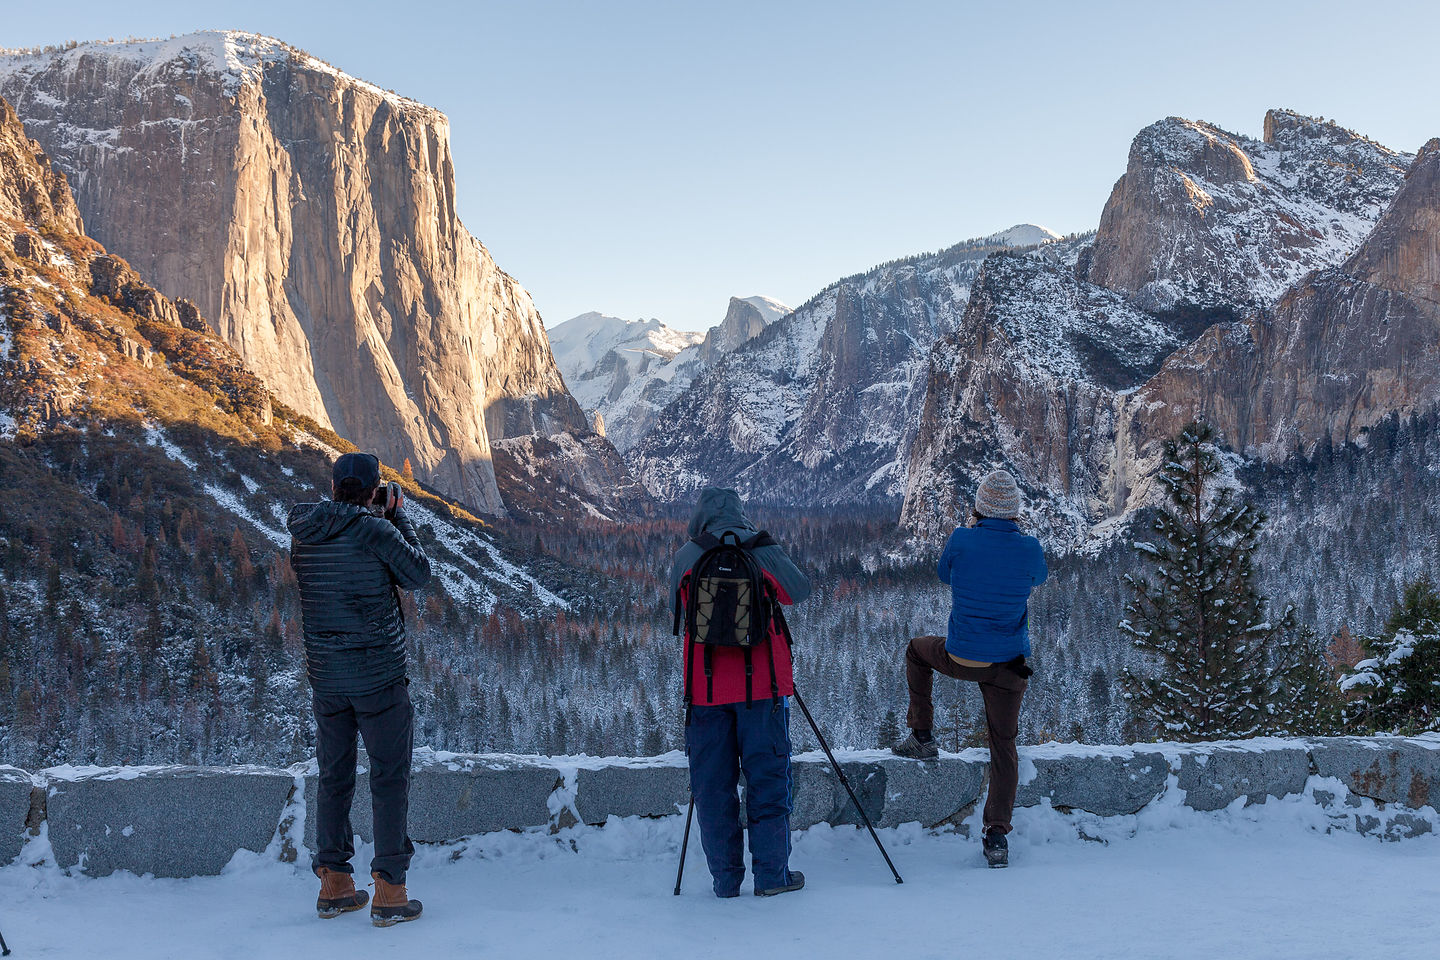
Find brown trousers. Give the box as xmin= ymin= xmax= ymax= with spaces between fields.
xmin=904 ymin=635 xmax=1027 ymax=834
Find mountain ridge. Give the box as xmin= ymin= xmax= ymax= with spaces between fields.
xmin=627 ymin=225 xmax=1061 ymax=504
xmin=903 ymin=111 xmax=1432 ymax=543
xmin=547 ymin=295 xmax=792 ymax=452
xmin=0 ymin=30 xmax=643 ymax=522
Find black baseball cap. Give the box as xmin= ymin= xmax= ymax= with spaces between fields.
xmin=333 ymin=452 xmax=381 ymax=488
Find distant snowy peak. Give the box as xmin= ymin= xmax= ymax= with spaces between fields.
xmin=698 ymin=295 xmax=792 ymax=363
xmin=550 ymin=312 xmax=702 ymax=370
xmin=549 ymin=312 xmax=704 ymax=417
xmin=740 ymin=295 xmax=792 ymax=327
xmin=982 ymin=224 xmax=1062 ymax=248
xmin=550 ymin=295 xmax=790 ymax=454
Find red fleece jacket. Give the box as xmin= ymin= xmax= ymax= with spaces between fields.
xmin=680 ymin=570 xmax=795 ymax=706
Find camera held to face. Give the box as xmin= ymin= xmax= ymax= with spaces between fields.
xmin=370 ymin=481 xmax=402 ymax=516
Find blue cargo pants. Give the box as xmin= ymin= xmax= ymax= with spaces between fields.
xmin=686 ymin=699 xmax=793 ymax=897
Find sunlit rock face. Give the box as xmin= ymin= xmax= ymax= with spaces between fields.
xmin=1086 ymin=110 xmax=1410 ymax=311
xmin=0 ymin=32 xmax=644 ymax=520
xmin=1117 ymin=136 xmax=1440 ymax=465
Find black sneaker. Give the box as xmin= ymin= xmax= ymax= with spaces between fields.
xmin=755 ymin=870 xmax=805 ymax=897
xmin=891 ymin=733 xmax=939 ymax=761
xmin=983 ymin=829 xmax=1008 ymax=868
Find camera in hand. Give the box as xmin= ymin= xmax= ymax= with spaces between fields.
xmin=369 ymin=481 xmax=401 ymax=515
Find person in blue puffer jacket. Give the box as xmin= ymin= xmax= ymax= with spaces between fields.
xmin=890 ymin=469 xmax=1047 ymax=868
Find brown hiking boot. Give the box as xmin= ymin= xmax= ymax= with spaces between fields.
xmin=316 ymin=866 xmax=369 ymax=918
xmin=371 ymin=872 xmax=423 ymax=927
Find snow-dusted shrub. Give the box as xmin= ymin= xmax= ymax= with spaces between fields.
xmin=1342 ymin=580 xmax=1440 ymax=734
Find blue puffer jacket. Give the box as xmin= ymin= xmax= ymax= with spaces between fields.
xmin=938 ymin=517 xmax=1048 ymax=662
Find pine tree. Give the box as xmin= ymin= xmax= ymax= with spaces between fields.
xmin=401 ymin=457 xmax=415 ymax=482
xmin=1341 ymin=579 xmax=1440 ymax=733
xmin=640 ymin=701 xmax=664 ymax=756
xmin=1271 ymin=627 xmax=1343 ymax=736
xmin=1120 ymin=420 xmax=1308 ymax=741
xmin=877 ymin=708 xmax=901 ymax=748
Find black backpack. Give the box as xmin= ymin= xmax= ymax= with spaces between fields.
xmin=674 ymin=530 xmax=783 ymax=714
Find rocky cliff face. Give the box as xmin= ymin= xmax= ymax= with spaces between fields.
xmin=696 ymin=296 xmax=789 ymax=364
xmin=902 ymin=115 xmax=1439 ymax=547
xmin=1116 ymin=137 xmax=1440 ymax=469
xmin=1085 ymin=110 xmax=1411 ymax=311
xmin=0 ymin=32 xmax=640 ymax=520
xmin=900 ymin=239 xmax=1184 ymax=541
xmin=0 ymin=86 xmax=557 ymax=596
xmin=0 ymin=97 xmax=83 ymax=234
xmin=629 ymin=227 xmax=1057 ymax=504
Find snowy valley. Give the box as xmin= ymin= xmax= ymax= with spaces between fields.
xmin=0 ymin=17 xmax=1435 ymax=959
xmin=0 ymin=30 xmax=1434 ymax=814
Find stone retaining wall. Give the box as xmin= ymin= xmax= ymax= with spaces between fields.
xmin=5 ymin=736 xmax=1435 ymax=878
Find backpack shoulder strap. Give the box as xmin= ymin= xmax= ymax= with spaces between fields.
xmin=692 ymin=532 xmax=721 ymax=551
xmin=743 ymin=531 xmax=778 ymax=549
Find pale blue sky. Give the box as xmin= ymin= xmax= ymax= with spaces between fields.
xmin=7 ymin=1 xmax=1439 ymax=330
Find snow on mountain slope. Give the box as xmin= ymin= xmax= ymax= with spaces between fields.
xmin=901 ymin=238 xmax=1185 ymax=542
xmin=903 ymin=115 xmax=1431 ymax=548
xmin=628 ymin=227 xmax=1058 ymax=504
xmin=1086 ymin=109 xmax=1412 ymax=311
xmin=549 ymin=312 xmax=704 ymax=420
xmin=985 ymin=224 xmax=1062 ymax=248
xmin=740 ymin=294 xmax=791 ymax=327
xmin=549 ymin=296 xmax=789 ymax=453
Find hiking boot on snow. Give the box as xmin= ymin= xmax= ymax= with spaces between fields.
xmin=983 ymin=829 xmax=1009 ymax=868
xmin=370 ymin=872 xmax=423 ymax=927
xmin=316 ymin=866 xmax=369 ymax=918
xmin=891 ymin=732 xmax=939 ymax=761
xmin=755 ymin=870 xmax=805 ymax=897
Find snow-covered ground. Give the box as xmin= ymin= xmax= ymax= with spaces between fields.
xmin=1 ymin=794 xmax=1435 ymax=959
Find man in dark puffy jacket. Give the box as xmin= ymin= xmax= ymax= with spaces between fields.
xmin=670 ymin=487 xmax=812 ymax=898
xmin=288 ymin=452 xmax=430 ymax=926
xmin=890 ymin=469 xmax=1047 ymax=868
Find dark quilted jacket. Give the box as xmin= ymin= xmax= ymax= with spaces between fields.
xmin=287 ymin=500 xmax=432 ymax=696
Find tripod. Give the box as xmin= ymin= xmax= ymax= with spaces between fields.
xmin=673 ymin=683 xmax=903 ymax=893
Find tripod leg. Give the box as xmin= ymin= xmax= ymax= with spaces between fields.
xmin=673 ymin=795 xmax=695 ymax=895
xmin=793 ymin=688 xmax=904 ymax=884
